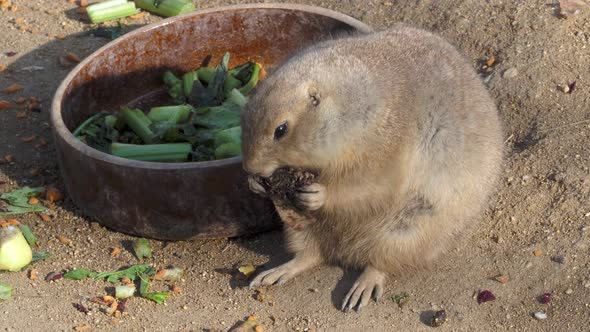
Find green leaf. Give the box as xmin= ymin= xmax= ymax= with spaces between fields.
xmin=133 ymin=238 xmax=152 ymax=260
xmin=0 ymin=282 xmax=13 ymax=301
xmin=63 ymin=268 xmax=96 ymax=280
xmin=18 ymin=224 xmax=37 ymax=247
xmin=392 ymin=292 xmax=410 ymax=307
xmin=192 ymin=100 xmax=241 ymax=130
xmin=31 ymin=252 xmax=51 ymax=263
xmin=0 ymin=187 xmax=46 ymax=215
xmin=189 ymin=52 xmax=230 ymax=107
xmin=139 ymin=273 xmax=169 ymax=304
xmin=93 ymin=264 xmax=153 ymax=284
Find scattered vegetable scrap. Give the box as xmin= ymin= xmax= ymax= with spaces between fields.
xmin=4 ymin=83 xmax=24 ymax=94
xmin=133 ymin=238 xmax=152 ymax=260
xmin=45 ymin=271 xmax=64 ymax=281
xmin=115 ymin=284 xmax=136 ymax=299
xmin=533 ymin=311 xmax=547 ymax=320
xmin=29 ymin=269 xmax=38 ymax=280
xmin=31 ymin=252 xmax=51 ymax=263
xmin=567 ymin=81 xmax=576 ymax=94
xmin=73 ymin=302 xmax=90 ymax=314
xmin=0 ymin=65 xmax=5 ymax=71
xmin=0 ymin=225 xmax=33 ymax=271
xmin=430 ymin=310 xmax=447 ymax=327
xmin=392 ymin=292 xmax=410 ymax=308
xmin=559 ymin=0 xmax=588 ymax=17
xmin=44 ymin=186 xmax=63 ymax=202
xmin=0 ymin=100 xmax=12 ymax=109
xmin=65 ymin=52 xmax=81 ymax=63
xmin=136 ymin=0 xmax=195 ymax=17
xmin=539 ymin=293 xmax=552 ymax=304
xmin=74 ymin=324 xmax=91 ymax=331
xmin=110 ymin=247 xmax=122 ymax=257
xmin=18 ymin=223 xmax=37 ymax=247
xmin=238 ymin=264 xmax=257 ymax=278
xmin=0 ymin=187 xmax=47 ymax=215
xmin=230 ymin=315 xmax=263 ymax=332
xmin=477 ymin=290 xmax=496 ymax=304
xmin=21 ymin=135 xmax=37 ymax=142
xmin=533 ymin=249 xmax=542 ymax=256
xmin=86 ymin=0 xmax=139 ymax=24
xmin=37 ymin=213 xmax=51 ymax=222
xmin=494 ymin=275 xmax=510 ymax=284
xmin=16 ymin=112 xmax=27 ymax=118
xmin=5 ymin=51 xmax=17 ymax=57
xmin=57 ymin=235 xmax=73 ymax=246
xmin=485 ymin=55 xmax=496 ymax=67
xmin=0 ymin=282 xmax=13 ymax=301
xmin=73 ymin=52 xmax=261 ymax=162
xmin=154 ymin=267 xmax=184 ymax=281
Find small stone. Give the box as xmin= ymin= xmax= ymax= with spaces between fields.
xmin=584 ymin=281 xmax=590 ymax=288
xmin=561 ymin=85 xmax=570 ymax=93
xmin=503 ymin=68 xmax=518 ymax=78
xmin=565 ymin=288 xmax=573 ymax=295
xmin=551 ymin=255 xmax=566 ymax=264
xmin=533 ymin=312 xmax=547 ymax=320
xmin=430 ymin=310 xmax=447 ymax=327
xmin=533 ymin=249 xmax=543 ymax=257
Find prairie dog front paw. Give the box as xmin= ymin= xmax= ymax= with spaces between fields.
xmin=296 ymin=183 xmax=326 ymax=211
xmin=248 ymin=175 xmax=267 ymax=196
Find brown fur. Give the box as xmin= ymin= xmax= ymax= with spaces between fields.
xmin=241 ymin=25 xmax=503 ymax=310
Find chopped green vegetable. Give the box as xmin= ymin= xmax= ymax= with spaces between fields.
xmin=86 ymin=0 xmax=139 ymax=24
xmin=120 ymin=108 xmax=156 ymax=143
xmin=93 ymin=264 xmax=154 ymax=283
xmin=74 ymin=52 xmax=261 ymax=162
xmin=0 ymin=226 xmax=33 ymax=272
xmin=182 ymin=71 xmax=198 ymax=98
xmin=215 ymin=142 xmax=241 ymax=159
xmin=139 ymin=273 xmax=169 ymax=304
xmin=238 ymin=62 xmax=261 ymax=95
xmin=63 ymin=268 xmax=96 ymax=280
xmin=0 ymin=282 xmax=13 ymax=301
xmin=196 ymin=66 xmax=214 ymax=84
xmin=17 ymin=224 xmax=37 ymax=247
xmin=135 ymin=0 xmax=195 ymax=17
xmin=31 ymin=252 xmax=51 ymax=263
xmin=111 ymin=142 xmax=191 ymax=162
xmin=0 ymin=187 xmax=46 ymax=215
xmin=147 ymin=105 xmax=192 ymax=123
xmin=163 ymin=70 xmax=185 ymax=103
xmin=133 ymin=238 xmax=152 ymax=260
xmin=116 ymin=284 xmax=136 ymax=299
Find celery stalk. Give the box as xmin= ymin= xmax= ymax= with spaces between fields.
xmin=135 ymin=0 xmax=195 ymax=17
xmin=87 ymin=1 xmax=139 ymax=24
xmin=182 ymin=71 xmax=197 ymax=97
xmin=227 ymin=88 xmax=247 ymax=107
xmin=147 ymin=105 xmax=192 ymax=123
xmin=120 ymin=108 xmax=156 ymax=143
xmin=196 ymin=67 xmax=214 ymax=84
xmin=223 ymin=74 xmax=242 ymax=95
xmin=111 ymin=142 xmax=191 ymax=162
xmin=238 ymin=62 xmax=260 ymax=95
xmin=214 ymin=142 xmax=241 ymax=159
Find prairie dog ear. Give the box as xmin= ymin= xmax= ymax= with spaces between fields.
xmin=307 ymin=84 xmax=321 ymax=107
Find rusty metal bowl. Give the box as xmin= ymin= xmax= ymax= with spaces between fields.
xmin=50 ymin=3 xmax=372 ymax=240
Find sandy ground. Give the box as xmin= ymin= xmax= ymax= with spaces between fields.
xmin=1 ymin=0 xmax=590 ymax=331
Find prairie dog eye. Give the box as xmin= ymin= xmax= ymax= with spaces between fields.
xmin=274 ymin=122 xmax=288 ymax=140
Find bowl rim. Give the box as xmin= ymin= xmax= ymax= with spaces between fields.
xmin=50 ymin=3 xmax=373 ymax=170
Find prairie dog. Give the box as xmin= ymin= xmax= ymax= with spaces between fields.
xmin=240 ymin=26 xmax=503 ymax=312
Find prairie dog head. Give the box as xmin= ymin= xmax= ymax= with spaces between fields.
xmin=241 ymin=48 xmax=378 ymax=177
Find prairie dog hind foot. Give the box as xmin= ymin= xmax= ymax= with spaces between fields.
xmin=341 ymin=265 xmax=386 ymax=312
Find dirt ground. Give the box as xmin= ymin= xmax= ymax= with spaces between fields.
xmin=1 ymin=0 xmax=590 ymax=331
